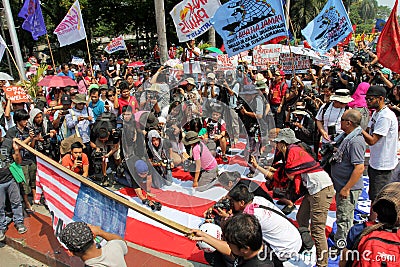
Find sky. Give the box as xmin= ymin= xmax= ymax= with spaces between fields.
xmin=377 ymin=0 xmax=394 ymax=7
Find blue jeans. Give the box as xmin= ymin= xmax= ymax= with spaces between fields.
xmin=0 ymin=179 xmax=24 ymax=230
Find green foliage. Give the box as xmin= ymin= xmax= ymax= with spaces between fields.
xmin=19 ymin=65 xmax=47 ymax=99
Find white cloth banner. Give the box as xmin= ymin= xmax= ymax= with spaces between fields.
xmin=71 ymin=56 xmax=85 ymax=65
xmin=53 ymin=0 xmax=86 ymax=47
xmin=170 ymin=0 xmax=221 ymax=42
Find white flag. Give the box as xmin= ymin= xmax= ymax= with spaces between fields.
xmin=0 ymin=35 xmax=6 ymax=62
xmin=53 ymin=0 xmax=86 ymax=47
xmin=170 ymin=0 xmax=221 ymax=42
xmin=104 ymin=35 xmax=126 ymax=54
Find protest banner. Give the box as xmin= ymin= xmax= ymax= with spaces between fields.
xmin=4 ymin=86 xmax=30 ymax=103
xmin=54 ymin=0 xmax=86 ymax=47
xmin=252 ymin=44 xmax=282 ymax=66
xmin=71 ymin=56 xmax=85 ymax=65
xmin=279 ymin=54 xmax=310 ymax=74
xmin=104 ymin=35 xmax=127 ymax=54
xmin=301 ymin=0 xmax=352 ymax=53
xmin=170 ymin=0 xmax=221 ymax=42
xmin=212 ymin=0 xmax=287 ymax=57
xmin=216 ymin=54 xmax=238 ymax=70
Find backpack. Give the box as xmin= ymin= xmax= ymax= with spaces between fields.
xmin=352 ymin=226 xmax=400 ymax=267
xmin=91 ymin=112 xmax=117 ymax=135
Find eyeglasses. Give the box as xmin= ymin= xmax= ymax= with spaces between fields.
xmin=107 ymin=94 xmax=114 ymax=97
xmin=366 ymin=96 xmax=377 ymax=102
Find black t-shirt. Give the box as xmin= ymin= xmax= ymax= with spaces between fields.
xmin=0 ymin=138 xmax=15 ymax=184
xmin=6 ymin=126 xmax=35 ymax=165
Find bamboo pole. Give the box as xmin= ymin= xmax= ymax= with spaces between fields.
xmin=6 ymin=47 xmax=23 ymax=80
xmin=14 ymin=139 xmax=192 ymax=235
xmin=85 ymin=37 xmax=93 ymax=71
xmin=45 ymin=34 xmax=56 ymax=71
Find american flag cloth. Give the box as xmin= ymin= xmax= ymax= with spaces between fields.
xmin=35 ymin=139 xmax=373 ymax=266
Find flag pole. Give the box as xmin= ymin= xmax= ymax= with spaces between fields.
xmin=45 ymin=34 xmax=56 ymax=71
xmin=5 ymin=47 xmax=23 ymax=80
xmin=85 ymin=36 xmax=93 ymax=71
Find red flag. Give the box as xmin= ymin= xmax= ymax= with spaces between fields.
xmin=343 ymin=25 xmax=357 ymax=45
xmin=376 ymin=0 xmax=400 ymax=73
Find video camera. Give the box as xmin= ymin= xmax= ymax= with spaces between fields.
xmin=350 ymin=51 xmax=368 ymax=67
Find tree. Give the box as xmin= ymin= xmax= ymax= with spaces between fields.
xmin=154 ymin=0 xmax=167 ymax=64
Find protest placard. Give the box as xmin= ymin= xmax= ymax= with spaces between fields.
xmin=4 ymin=86 xmax=30 ymax=103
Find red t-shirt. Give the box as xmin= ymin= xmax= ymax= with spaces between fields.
xmin=98 ymin=76 xmax=107 ymax=85
xmin=269 ymin=81 xmax=288 ymax=105
xmin=118 ymin=95 xmax=139 ymax=115
xmin=61 ymin=153 xmax=89 ymax=175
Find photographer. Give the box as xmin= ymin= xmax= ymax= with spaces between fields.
xmin=89 ymin=127 xmax=120 ymax=180
xmin=368 ymin=67 xmax=394 ymax=91
xmin=28 ymin=108 xmax=58 ymax=160
xmin=148 ymin=66 xmax=170 ymax=110
xmin=53 ymin=94 xmax=72 ymax=140
xmin=269 ymin=70 xmax=288 ymax=129
xmin=315 ymin=89 xmax=353 ymax=161
xmin=65 ymin=94 xmax=95 ymax=155
xmin=139 ymin=84 xmax=161 ymax=116
xmin=329 ymin=67 xmax=350 ymax=91
xmin=203 ymin=105 xmax=228 ymax=163
xmin=237 ymin=84 xmax=263 ymax=178
xmin=218 ymin=70 xmax=240 ymax=143
xmin=146 ymin=130 xmax=174 ymax=183
xmin=201 ymin=73 xmax=220 ymax=100
xmin=61 ymin=141 xmax=89 ymax=177
xmin=286 ymin=108 xmax=315 ymax=148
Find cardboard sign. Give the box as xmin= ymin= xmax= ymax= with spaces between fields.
xmin=4 ymin=86 xmax=30 ymax=103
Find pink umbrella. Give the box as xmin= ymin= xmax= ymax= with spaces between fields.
xmin=37 ymin=75 xmax=77 ymax=87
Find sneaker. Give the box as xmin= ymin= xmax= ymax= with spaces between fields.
xmin=221 ymin=155 xmax=228 ymax=163
xmin=0 ymin=229 xmax=5 ymax=242
xmin=15 ymin=223 xmax=27 ymax=234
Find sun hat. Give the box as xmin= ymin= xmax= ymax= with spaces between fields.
xmin=185 ymin=77 xmax=196 ymax=86
xmin=330 ymin=89 xmax=354 ymax=104
xmin=207 ymin=73 xmax=216 ymax=80
xmin=182 ymin=131 xmax=201 ymax=145
xmin=292 ymin=109 xmax=308 ymax=116
xmin=72 ymin=94 xmax=88 ymax=104
xmin=273 ymin=128 xmax=300 ymax=144
xmin=255 ymin=80 xmax=267 ymax=90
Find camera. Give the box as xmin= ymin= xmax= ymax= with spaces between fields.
xmin=234 ymin=99 xmax=245 ymax=112
xmin=213 ymin=198 xmax=231 ymax=211
xmin=142 ymin=199 xmax=162 ymax=211
xmin=112 ymin=128 xmax=122 ymax=141
xmin=319 ymin=143 xmax=334 ymax=157
xmin=162 ymin=159 xmax=172 ymax=170
xmin=327 ymin=125 xmax=336 ymax=136
xmin=77 ymin=155 xmax=82 ymax=161
xmin=350 ymin=51 xmax=368 ymax=67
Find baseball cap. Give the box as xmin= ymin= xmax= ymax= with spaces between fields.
xmin=60 ymin=222 xmax=93 ymax=253
xmin=207 ymin=73 xmax=216 ymax=80
xmin=61 ymin=94 xmax=72 ymax=105
xmin=366 ymin=85 xmax=386 ymax=97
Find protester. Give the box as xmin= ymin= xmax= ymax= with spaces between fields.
xmin=59 ymin=221 xmax=128 ymax=267
xmin=61 ymin=141 xmax=89 ymax=177
xmin=330 ymin=110 xmax=365 ymax=254
xmin=361 ymin=85 xmax=398 ymax=221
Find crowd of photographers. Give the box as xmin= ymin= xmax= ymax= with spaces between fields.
xmin=1 ymin=39 xmax=400 ymax=266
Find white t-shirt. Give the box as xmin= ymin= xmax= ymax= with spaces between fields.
xmin=183 ymin=47 xmax=201 ymax=74
xmin=301 ymin=171 xmax=333 ymax=195
xmin=85 ymin=240 xmax=128 ymax=267
xmin=316 ymin=103 xmax=346 ymax=142
xmin=368 ymin=106 xmax=399 ymax=170
xmin=249 ymin=196 xmax=302 ymax=260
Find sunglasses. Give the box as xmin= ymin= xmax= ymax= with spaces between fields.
xmin=107 ymin=94 xmax=114 ymax=97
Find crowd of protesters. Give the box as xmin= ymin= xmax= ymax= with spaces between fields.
xmin=0 ymin=38 xmax=399 ymax=267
